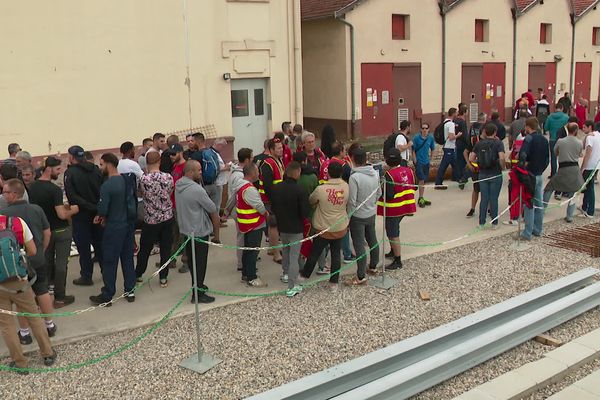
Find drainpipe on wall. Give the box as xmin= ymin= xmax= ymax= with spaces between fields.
xmin=335 ymin=14 xmax=356 ymax=140
xmin=511 ymin=6 xmax=518 ymax=110
xmin=293 ymin=0 xmax=303 ymax=125
xmin=569 ymin=13 xmax=576 ymax=95
xmin=439 ymin=1 xmax=447 ymax=120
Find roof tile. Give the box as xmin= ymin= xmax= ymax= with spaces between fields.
xmin=301 ymin=0 xmax=356 ymax=20
xmin=571 ymin=0 xmax=598 ymax=16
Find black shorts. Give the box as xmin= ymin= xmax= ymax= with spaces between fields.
xmin=385 ymin=216 xmax=404 ymax=238
xmin=30 ymin=262 xmax=48 ymax=296
xmin=265 ymin=204 xmax=277 ymax=228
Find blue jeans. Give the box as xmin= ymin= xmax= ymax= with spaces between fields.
xmin=543 ymin=190 xmax=575 ymax=221
xmin=549 ymin=140 xmax=557 ymax=177
xmin=455 ymin=145 xmax=467 ymax=182
xmin=435 ymin=148 xmax=458 ymax=185
xmin=582 ymin=170 xmax=597 ymax=216
xmin=522 ymin=175 xmax=544 ymax=239
xmin=479 ymin=175 xmax=503 ymax=226
xmin=71 ymin=213 xmax=104 ymax=280
xmin=342 ymin=231 xmax=353 ymax=259
xmin=100 ymin=222 xmax=136 ymax=300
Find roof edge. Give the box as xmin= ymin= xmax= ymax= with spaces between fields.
xmin=333 ymin=0 xmax=367 ymax=18
xmin=573 ymin=0 xmax=600 ymax=21
xmin=517 ymin=0 xmax=543 ymax=17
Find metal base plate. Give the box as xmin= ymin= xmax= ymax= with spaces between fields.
xmin=179 ymin=353 xmax=222 ymax=374
xmin=509 ymin=242 xmax=532 ymax=252
xmin=370 ymin=275 xmax=398 ymax=290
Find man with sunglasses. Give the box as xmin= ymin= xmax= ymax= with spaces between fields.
xmin=412 ymin=123 xmax=436 ymax=207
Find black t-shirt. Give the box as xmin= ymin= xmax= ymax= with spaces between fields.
xmin=455 ymin=118 xmax=469 ymax=149
xmin=466 ymin=122 xmax=484 ymax=153
xmin=472 ymin=138 xmax=505 ymax=177
xmin=28 ymin=180 xmax=69 ymax=231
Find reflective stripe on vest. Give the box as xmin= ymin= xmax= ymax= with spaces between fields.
xmin=377 ymin=166 xmax=417 ymax=217
xmin=258 ymin=157 xmax=284 ymax=201
xmin=236 ymin=183 xmax=266 ymax=233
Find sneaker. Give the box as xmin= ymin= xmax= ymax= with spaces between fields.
xmin=385 ymin=250 xmax=395 ymax=259
xmin=512 ymin=233 xmax=531 ymax=241
xmin=54 ymin=295 xmax=75 ymax=309
xmin=491 ymin=224 xmax=499 ymax=230
xmin=434 ymin=185 xmax=448 ymax=190
xmin=159 ymin=279 xmax=168 ymax=288
xmin=564 ymin=217 xmax=573 ymax=223
xmin=46 ymin=324 xmax=57 ymax=338
xmin=178 ymin=264 xmax=189 ymax=273
xmin=48 ymin=285 xmax=55 ymax=296
xmin=386 ymin=258 xmax=403 ymax=270
xmin=280 ymin=274 xmax=289 ymax=283
xmin=502 ymin=219 xmax=518 ymax=226
xmin=43 ymin=352 xmax=57 ymax=367
xmin=125 ymin=292 xmax=136 ymax=303
xmin=18 ymin=331 xmax=32 ymax=345
xmin=247 ymin=278 xmax=268 ymax=288
xmin=458 ymin=181 xmax=466 ymax=190
xmin=286 ymin=288 xmax=299 ymax=297
xmin=578 ymin=212 xmax=594 ymax=219
xmin=72 ymin=277 xmax=93 ymax=286
xmin=366 ymin=268 xmax=379 ymax=276
xmin=89 ymin=294 xmax=112 ymax=307
xmin=136 ymin=277 xmax=143 ymax=283
xmin=241 ymin=275 xmax=249 ymax=283
xmin=190 ymin=293 xmax=215 ymax=304
xmin=8 ymin=361 xmax=28 ymax=375
xmin=328 ymin=283 xmax=339 ymax=292
xmin=422 ymin=198 xmax=432 ymax=206
xmin=316 ymin=267 xmax=330 ymax=275
xmin=466 ymin=209 xmax=475 ymax=218
xmin=343 ymin=255 xmax=356 ymax=264
xmin=345 ymin=276 xmax=368 ymax=286
xmin=554 ymin=193 xmax=562 ymax=201
xmin=418 ymin=198 xmax=426 ymax=208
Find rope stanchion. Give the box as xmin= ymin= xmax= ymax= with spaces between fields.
xmin=0 ymin=238 xmax=191 ymax=318
xmin=0 ymin=288 xmax=193 ymax=374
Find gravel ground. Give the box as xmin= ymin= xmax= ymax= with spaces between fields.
xmin=1 ymin=218 xmax=599 ymax=400
xmin=526 ymin=358 xmax=600 ymax=399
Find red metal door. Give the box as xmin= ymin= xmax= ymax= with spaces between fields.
xmin=482 ymin=63 xmax=506 ymax=120
xmin=361 ymin=63 xmax=394 ymax=137
xmin=545 ymin=62 xmax=557 ymax=104
xmin=575 ymin=62 xmax=592 ymax=101
xmin=392 ymin=64 xmax=422 ymax=130
xmin=461 ymin=64 xmax=483 ymax=123
xmin=528 ymin=62 xmax=556 ymax=106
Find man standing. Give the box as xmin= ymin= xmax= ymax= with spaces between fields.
xmin=169 ymin=143 xmax=189 ymax=273
xmin=159 ymin=134 xmax=181 ymax=174
xmin=435 ymin=108 xmax=460 ymax=189
xmin=28 ymin=157 xmax=79 ymax=308
xmin=212 ymin=138 xmax=231 ymax=220
xmin=300 ymin=131 xmax=327 ymax=176
xmin=412 ymin=122 xmax=436 ymax=207
xmin=135 ymin=151 xmax=174 ymax=287
xmin=271 ymin=162 xmax=310 ymax=296
xmin=20 ymin=165 xmax=36 ymax=189
xmin=147 ymin=132 xmax=167 ymax=155
xmin=394 ymin=120 xmax=414 ymax=164
xmin=89 ymin=153 xmax=137 ymax=305
xmin=138 ymin=138 xmax=153 ymax=172
xmin=15 ymin=151 xmax=36 ymax=177
xmin=4 ymin=143 xmax=21 ymax=167
xmin=379 ymin=148 xmax=417 ymax=270
xmin=1 ymin=178 xmax=56 ymax=341
xmin=236 ymin=164 xmax=268 ymax=287
xmin=319 ymin=141 xmax=352 ymax=184
xmin=175 ymin=160 xmax=221 ymax=303
xmin=454 ymin=105 xmax=470 ymax=188
xmin=558 ymin=92 xmax=572 ymax=115
xmin=580 ymin=120 xmax=600 ymax=218
xmin=190 ymin=132 xmax=221 ymax=208
xmin=299 ymin=162 xmax=349 ymax=291
xmin=518 ymin=117 xmax=549 ymax=240
xmin=509 ymin=109 xmax=528 ymax=150
xmin=64 ymin=145 xmax=104 ymax=286
xmin=489 ymin=111 xmax=507 ymax=142
xmin=224 ymin=148 xmax=254 ymax=272
xmin=183 ymin=133 xmax=197 ymax=160
xmin=545 ymin=102 xmax=570 ymax=178
xmin=470 ymin=123 xmax=505 ymax=229
xmin=0 ymin=214 xmax=56 ymax=372
xmin=347 ymin=148 xmax=381 ymax=284
xmin=117 ymin=141 xmax=144 ymax=180
xmin=258 ymin=138 xmax=285 ymax=264
xmin=542 ymin=123 xmax=583 ymax=222
xmin=465 ymin=113 xmax=487 ymax=218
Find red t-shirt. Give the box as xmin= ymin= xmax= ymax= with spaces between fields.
xmin=170 ymin=162 xmax=186 ymax=208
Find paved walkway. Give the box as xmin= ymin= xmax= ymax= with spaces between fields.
xmin=1 ymin=175 xmax=596 ymax=357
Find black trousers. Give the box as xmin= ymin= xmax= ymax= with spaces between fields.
xmin=185 ymin=236 xmax=209 ymax=295
xmin=301 ymin=236 xmax=342 ymax=283
xmin=135 ymin=219 xmax=174 ymax=280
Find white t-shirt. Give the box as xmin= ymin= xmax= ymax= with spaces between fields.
xmin=583 ymin=132 xmax=600 ymax=171
xmin=117 ymin=158 xmax=144 ymax=180
xmin=215 ymin=153 xmax=229 ymax=187
xmin=443 ymin=119 xmax=456 ymax=150
xmin=395 ymin=133 xmax=410 ymax=162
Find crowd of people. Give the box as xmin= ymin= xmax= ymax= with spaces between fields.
xmin=1 ymin=92 xmax=600 ymax=372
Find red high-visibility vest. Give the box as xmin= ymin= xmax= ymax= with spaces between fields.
xmin=258 ymin=156 xmax=284 ymax=202
xmin=236 ymin=183 xmax=266 ymax=233
xmin=511 ymin=138 xmax=525 ymax=166
xmin=377 ymin=166 xmax=417 ymax=217
xmin=318 ymin=157 xmax=348 ymax=184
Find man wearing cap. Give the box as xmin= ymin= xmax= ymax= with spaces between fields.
xmin=64 ymin=145 xmax=104 ymax=286
xmin=117 ymin=141 xmax=143 ymax=180
xmin=168 ymin=143 xmax=189 ymax=272
xmin=29 ymin=156 xmax=80 ymax=308
xmin=159 ymin=135 xmax=181 ymax=174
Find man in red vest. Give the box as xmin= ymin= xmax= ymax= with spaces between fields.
xmin=299 ymin=131 xmax=327 ymax=176
xmin=378 ymin=148 xmax=417 ymax=270
xmin=259 ymin=138 xmax=285 ymax=264
xmin=319 ymin=141 xmax=351 ymax=184
xmin=238 ymin=163 xmax=269 ymax=287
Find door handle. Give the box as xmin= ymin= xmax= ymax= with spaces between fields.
xmin=246 ymin=122 xmax=253 ymax=127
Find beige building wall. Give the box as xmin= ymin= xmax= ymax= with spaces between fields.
xmin=514 ymin=0 xmax=573 ymax=103
xmin=573 ymin=5 xmax=600 ymax=111
xmin=0 ymin=0 xmax=301 ymax=156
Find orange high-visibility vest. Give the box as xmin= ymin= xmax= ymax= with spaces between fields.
xmin=236 ymin=183 xmax=266 ymax=233
xmin=258 ymin=156 xmax=284 ymax=202
xmin=377 ymin=166 xmax=417 ymax=217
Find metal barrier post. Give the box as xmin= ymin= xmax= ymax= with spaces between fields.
xmin=510 ymin=186 xmax=531 ymax=251
xmin=372 ymin=170 xmax=398 ymax=290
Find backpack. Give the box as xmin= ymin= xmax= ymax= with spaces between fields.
xmin=0 ymin=217 xmax=36 ymax=293
xmin=434 ymin=120 xmax=452 ymax=145
xmin=476 ymin=140 xmax=499 ymax=170
xmin=383 ymin=132 xmax=400 ymax=158
xmin=200 ymin=148 xmax=219 ymax=185
xmin=121 ymin=173 xmax=138 ymax=223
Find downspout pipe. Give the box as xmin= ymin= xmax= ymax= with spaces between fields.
xmin=439 ymin=1 xmax=447 ymax=121
xmin=335 ymin=14 xmax=356 ymax=140
xmin=511 ymin=7 xmax=518 ymax=114
xmin=569 ymin=13 xmax=576 ymax=96
xmin=293 ymin=0 xmax=303 ymax=125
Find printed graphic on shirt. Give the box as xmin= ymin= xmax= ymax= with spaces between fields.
xmin=326 ymin=188 xmax=345 ymax=205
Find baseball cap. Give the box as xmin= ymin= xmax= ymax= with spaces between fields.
xmin=169 ymin=143 xmax=184 ymax=153
xmin=386 ymin=148 xmax=402 ymax=162
xmin=68 ymin=145 xmax=85 ymax=160
xmin=43 ymin=156 xmax=62 ymax=169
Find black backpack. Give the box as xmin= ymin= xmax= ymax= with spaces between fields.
xmin=383 ymin=132 xmax=400 ymax=157
xmin=476 ymin=140 xmax=498 ymax=170
xmin=434 ymin=120 xmax=452 ymax=145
